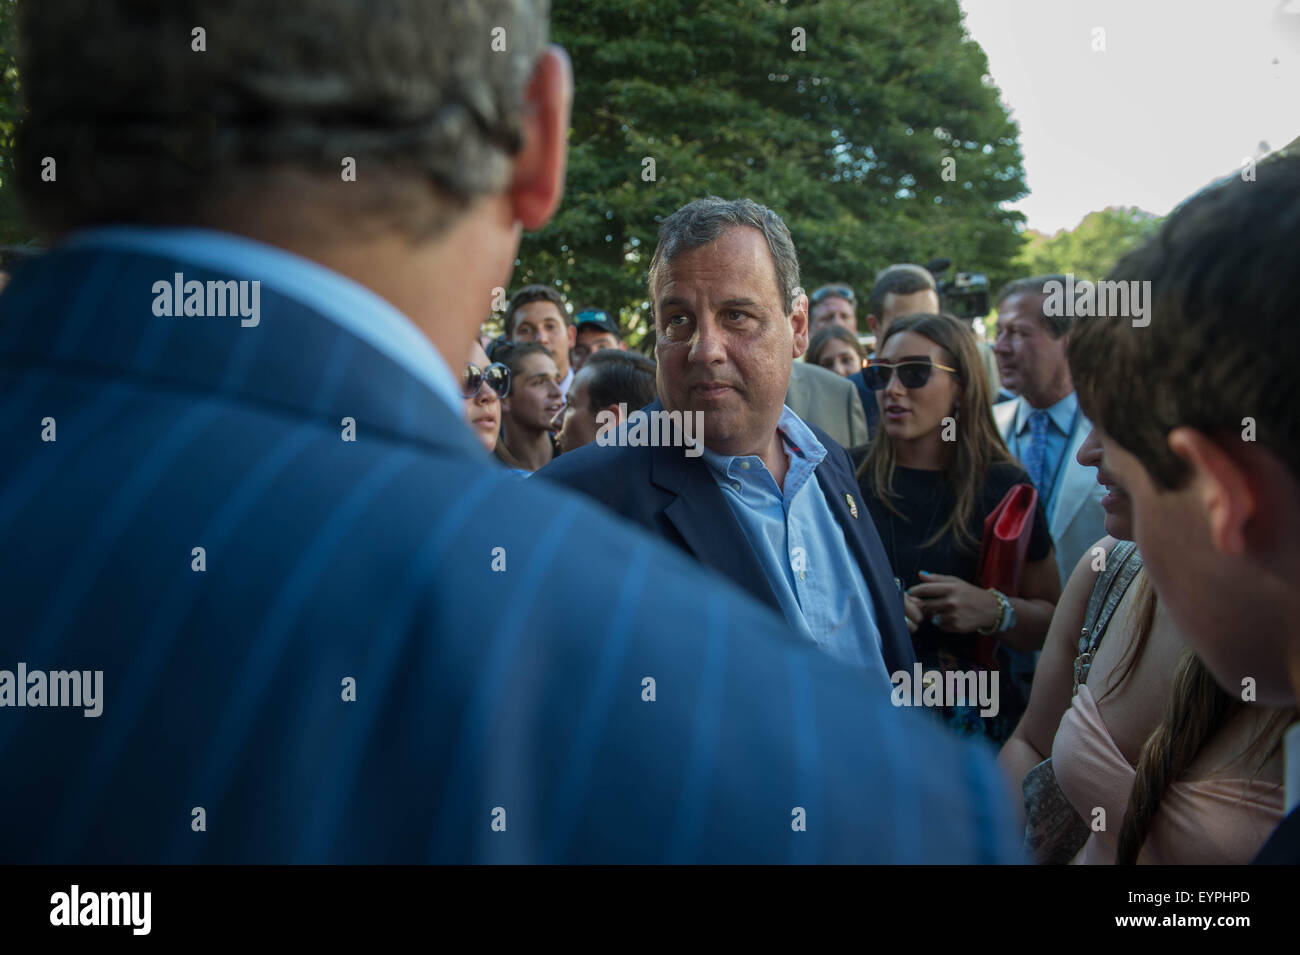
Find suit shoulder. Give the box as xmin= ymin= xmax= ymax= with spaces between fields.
xmin=536 ymin=439 xmax=650 ymax=489
xmin=793 ymin=360 xmax=850 ymax=387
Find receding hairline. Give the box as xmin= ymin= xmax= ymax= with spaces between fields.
xmin=651 ymin=225 xmax=787 ymax=311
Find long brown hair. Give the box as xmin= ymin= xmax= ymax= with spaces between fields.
xmin=856 ymin=313 xmax=1014 ymax=553
xmin=1116 ymin=646 xmax=1295 ymax=864
xmin=1096 ymin=570 xmax=1158 ymax=705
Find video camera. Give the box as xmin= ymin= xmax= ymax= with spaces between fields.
xmin=925 ymin=257 xmax=990 ymax=322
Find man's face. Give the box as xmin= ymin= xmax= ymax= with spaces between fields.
xmin=502 ymin=352 xmax=564 ymax=433
xmin=554 ymin=368 xmax=603 ymax=453
xmin=1097 ymin=429 xmax=1292 ymax=703
xmin=512 ymin=301 xmax=576 ymax=377
xmin=873 ymin=288 xmax=940 ymax=341
xmin=571 ymin=326 xmax=623 ymax=372
xmin=993 ymin=293 xmax=1069 ymax=404
xmin=810 ymin=295 xmax=856 ymax=334
xmin=654 ymin=226 xmax=806 ymax=456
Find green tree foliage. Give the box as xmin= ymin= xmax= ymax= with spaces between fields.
xmin=0 ymin=0 xmax=1030 ymax=309
xmin=1013 ymin=206 xmax=1163 ymax=283
xmin=520 ymin=0 xmax=1028 ymax=344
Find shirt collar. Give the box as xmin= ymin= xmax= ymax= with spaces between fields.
xmin=56 ymin=225 xmax=465 ymax=416
xmin=700 ymin=405 xmax=827 ymax=483
xmin=1014 ymin=390 xmax=1078 ymax=436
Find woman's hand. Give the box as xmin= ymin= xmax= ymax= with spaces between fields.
xmin=902 ymin=592 xmax=924 ymax=634
xmin=908 ymin=571 xmax=1000 ymax=634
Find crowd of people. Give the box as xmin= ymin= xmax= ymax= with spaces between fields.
xmin=466 ymin=188 xmax=1300 ymax=864
xmin=2 ymin=0 xmax=1297 ymax=867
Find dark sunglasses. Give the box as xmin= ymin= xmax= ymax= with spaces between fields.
xmin=862 ymin=357 xmax=958 ymax=391
xmin=463 ymin=361 xmax=511 ymax=399
xmin=811 ymin=285 xmax=856 ymax=305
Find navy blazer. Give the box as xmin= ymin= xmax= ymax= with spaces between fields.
xmin=0 ymin=239 xmax=1018 ymax=863
xmin=536 ymin=401 xmax=916 ymax=677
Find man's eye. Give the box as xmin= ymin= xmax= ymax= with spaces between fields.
xmin=667 ymin=314 xmax=689 ymax=327
xmin=726 ymin=310 xmax=746 ymax=322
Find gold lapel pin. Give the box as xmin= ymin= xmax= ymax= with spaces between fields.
xmin=846 ymin=493 xmax=859 ymax=518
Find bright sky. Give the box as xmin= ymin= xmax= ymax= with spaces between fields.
xmin=957 ymin=0 xmax=1300 ymax=233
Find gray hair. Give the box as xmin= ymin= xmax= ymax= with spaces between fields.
xmin=995 ymin=274 xmax=1073 ymax=338
xmin=647 ymin=197 xmax=802 ymax=318
xmin=16 ymin=0 xmax=548 ymax=238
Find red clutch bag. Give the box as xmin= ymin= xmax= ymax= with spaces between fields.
xmin=973 ymin=483 xmax=1038 ymax=668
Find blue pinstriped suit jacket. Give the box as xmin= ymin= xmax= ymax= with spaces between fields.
xmin=0 ymin=241 xmax=1023 ymax=863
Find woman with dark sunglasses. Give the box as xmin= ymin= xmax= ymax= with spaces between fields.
xmin=857 ymin=313 xmax=1061 ymax=743
xmin=463 ymin=340 xmax=511 ymax=455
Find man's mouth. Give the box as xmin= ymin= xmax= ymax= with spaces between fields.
xmin=691 ymin=381 xmax=737 ymax=398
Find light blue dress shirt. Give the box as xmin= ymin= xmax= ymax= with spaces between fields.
xmin=58 ymin=226 xmax=466 ymax=416
xmin=700 ymin=406 xmax=892 ymax=690
xmin=1011 ymin=391 xmax=1079 ymax=514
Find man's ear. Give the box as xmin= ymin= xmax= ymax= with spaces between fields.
xmin=1167 ymin=427 xmax=1257 ymax=558
xmin=791 ymin=290 xmax=810 ymax=359
xmin=866 ymin=314 xmax=880 ymax=336
xmin=592 ymin=403 xmax=622 ymax=440
xmin=567 ymin=324 xmax=577 ymax=349
xmin=508 ymin=46 xmax=573 ymax=230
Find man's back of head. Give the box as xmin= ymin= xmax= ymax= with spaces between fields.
xmin=15 ymin=0 xmax=572 ymax=375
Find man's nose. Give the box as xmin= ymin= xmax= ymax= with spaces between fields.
xmin=687 ymin=318 xmax=727 ymax=364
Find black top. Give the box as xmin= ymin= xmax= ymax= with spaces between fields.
xmin=860 ymin=460 xmax=1053 ymax=743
